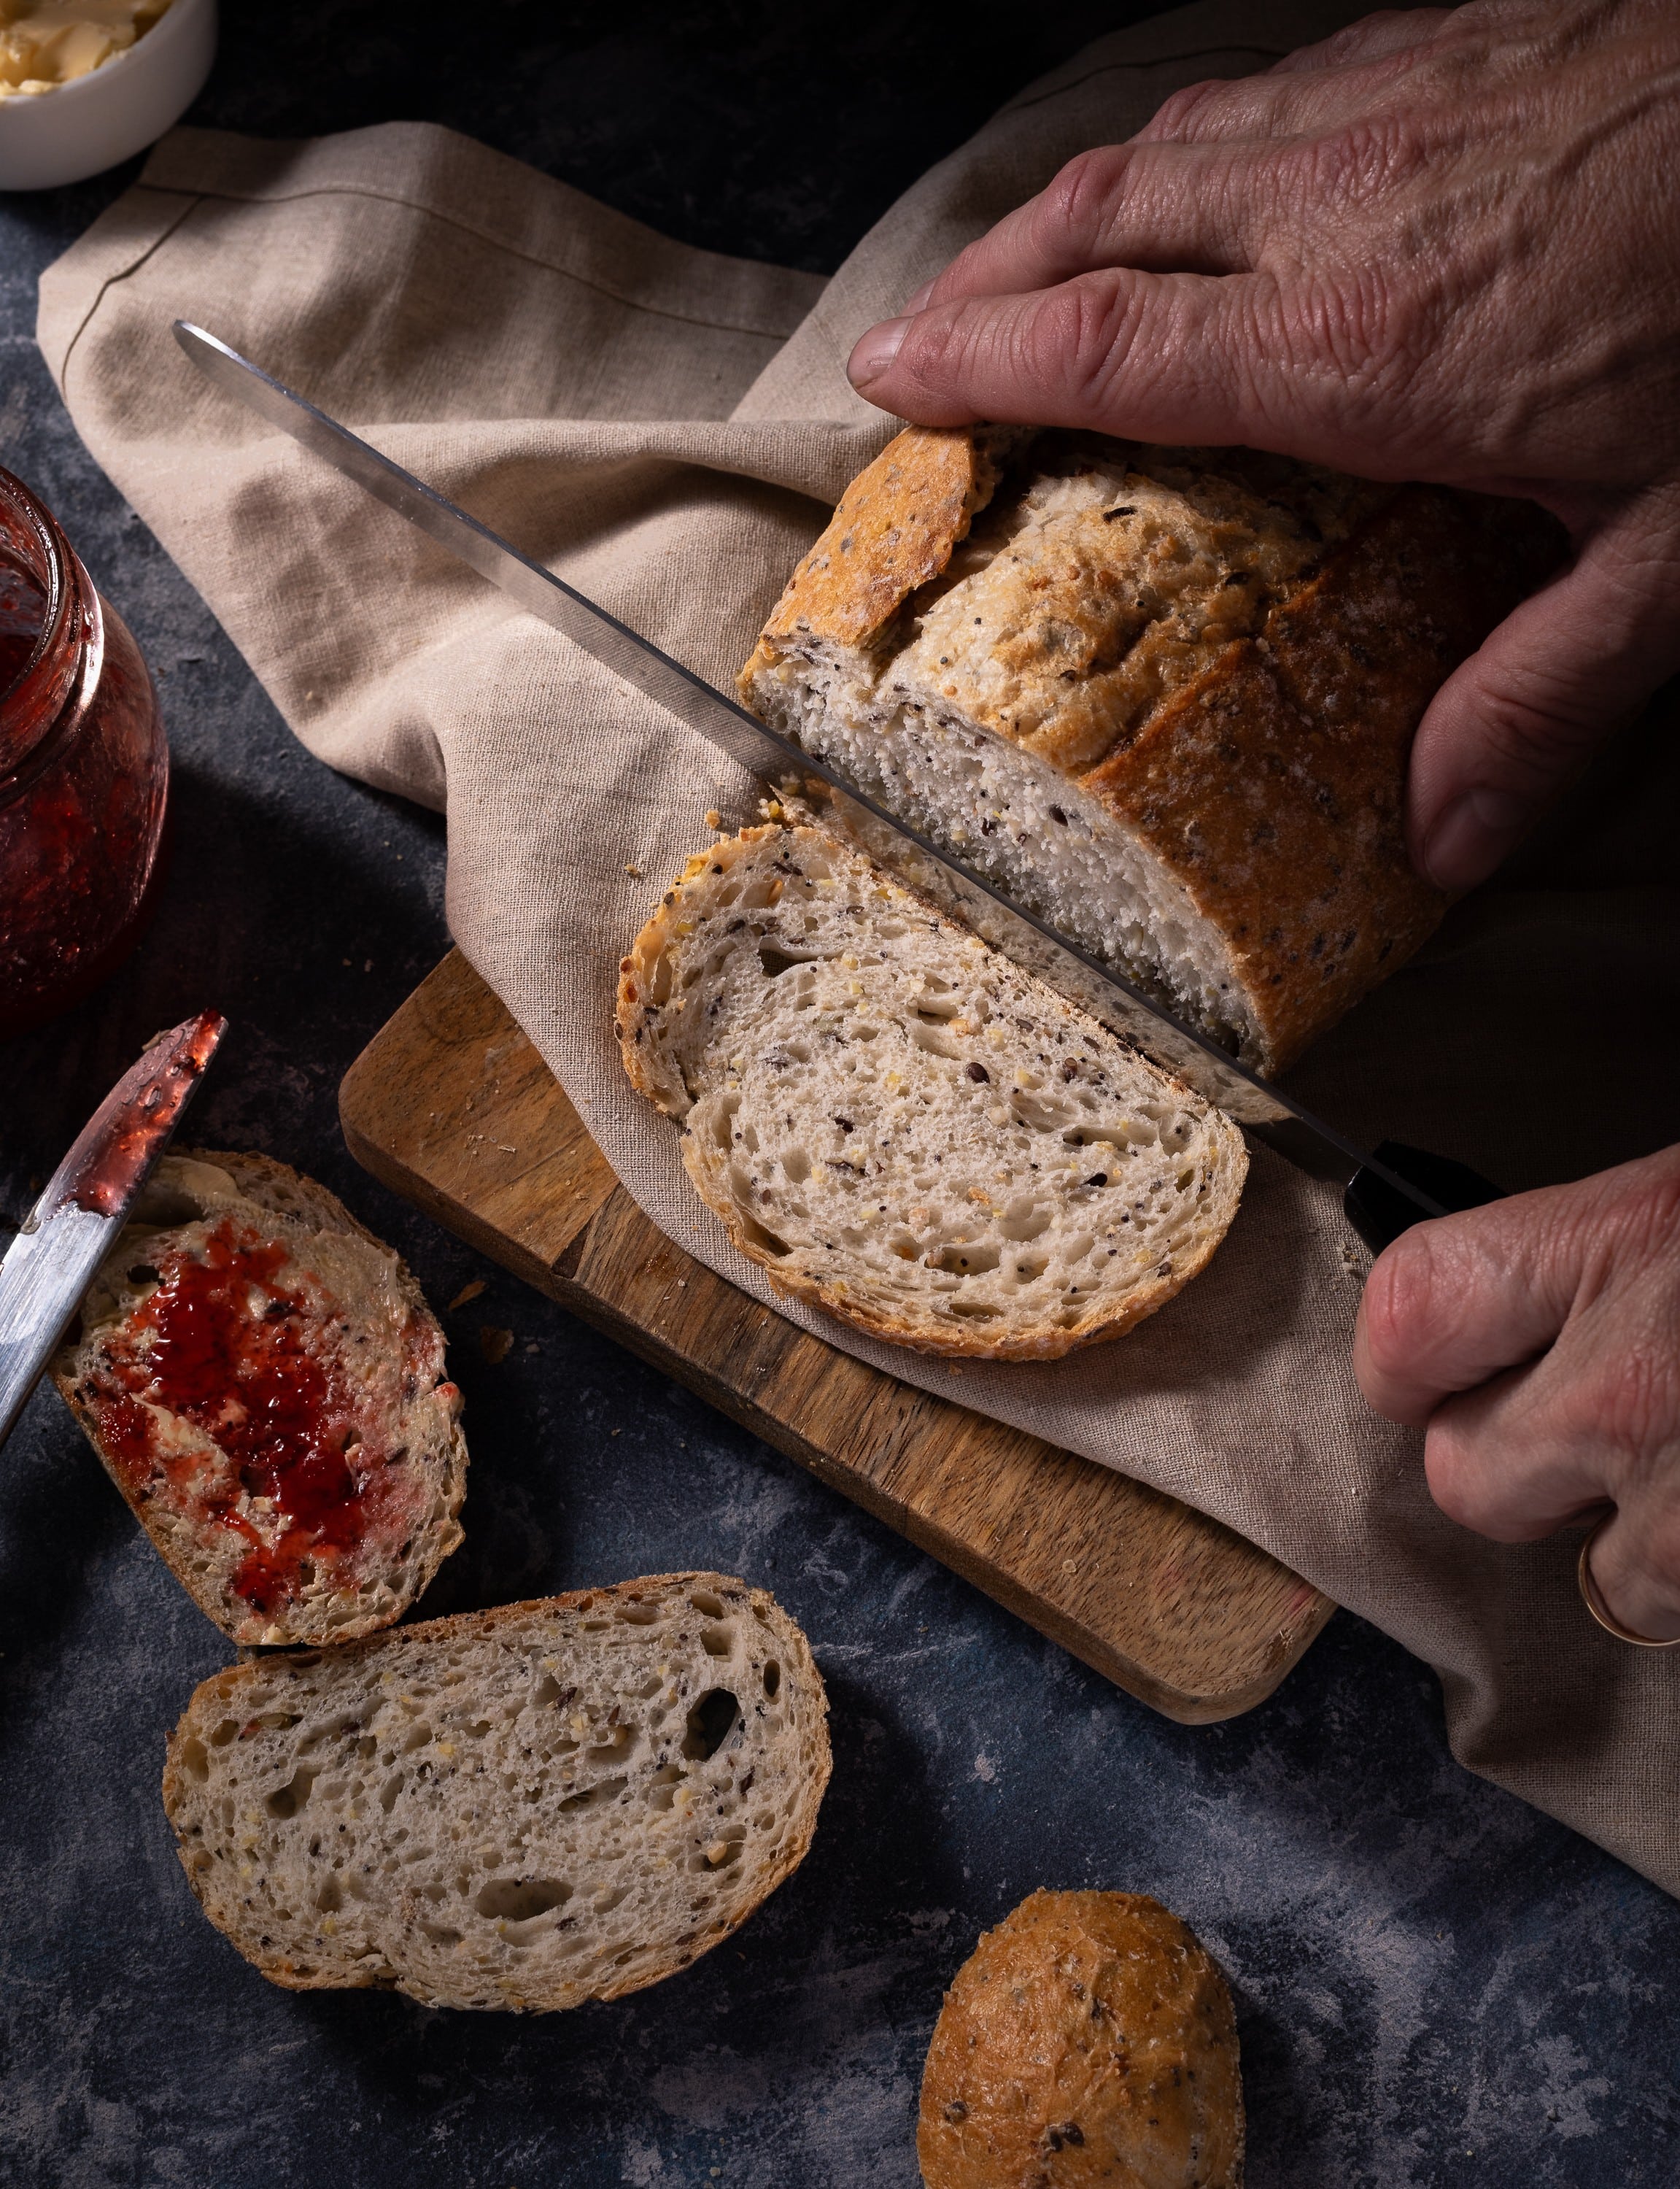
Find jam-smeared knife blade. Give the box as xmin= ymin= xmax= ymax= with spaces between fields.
xmin=0 ymin=1010 xmax=225 ymax=1448
xmin=171 ymin=319 xmax=1503 ymax=1246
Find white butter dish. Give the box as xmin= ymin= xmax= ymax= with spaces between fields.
xmin=0 ymin=0 xmax=216 ymax=191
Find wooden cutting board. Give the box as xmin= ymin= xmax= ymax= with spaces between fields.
xmin=340 ymin=950 xmax=1333 ymax=1723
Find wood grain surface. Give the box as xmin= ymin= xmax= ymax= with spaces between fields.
xmin=340 ymin=950 xmax=1334 ymax=1723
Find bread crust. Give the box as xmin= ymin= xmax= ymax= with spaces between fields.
xmin=51 ymin=1148 xmax=467 ymax=1646
xmin=740 ymin=428 xmax=1563 ymax=1072
xmin=161 ymin=1574 xmax=831 ymax=2011
xmin=740 ymin=423 xmax=1021 ymax=673
xmin=918 ymin=1888 xmax=1244 ymax=2188
xmin=618 ymin=825 xmax=1246 ymax=1362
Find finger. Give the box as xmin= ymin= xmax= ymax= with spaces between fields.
xmin=1353 ymin=1185 xmax=1600 ymax=1429
xmin=848 ymin=269 xmax=1290 ymax=442
xmin=1581 ymin=1505 xmax=1680 ymax=1643
xmin=1409 ymin=488 xmax=1680 ymax=889
xmin=907 ymin=142 xmax=1257 ymax=319
xmin=1420 ymin=1357 xmax=1623 ymax=1543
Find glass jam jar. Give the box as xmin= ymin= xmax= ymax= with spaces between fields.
xmin=0 ymin=465 xmax=168 ymax=1038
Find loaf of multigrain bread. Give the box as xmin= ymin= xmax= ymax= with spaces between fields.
xmin=617 ymin=824 xmax=1246 ymax=1361
xmin=740 ymin=428 xmax=1562 ymax=1073
xmin=51 ymin=1149 xmax=467 ymax=1648
xmin=918 ymin=1889 xmax=1244 ymax=2189
xmin=162 ymin=1575 xmax=830 ymax=2012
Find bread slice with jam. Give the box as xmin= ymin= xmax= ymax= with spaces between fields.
xmin=51 ymin=1148 xmax=467 ymax=1647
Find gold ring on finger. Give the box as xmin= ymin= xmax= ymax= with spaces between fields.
xmin=1577 ymin=1514 xmax=1680 ymax=1649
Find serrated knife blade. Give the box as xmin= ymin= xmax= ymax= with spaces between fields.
xmin=170 ymin=319 xmax=1476 ymax=1239
xmin=0 ymin=1010 xmax=225 ymax=1449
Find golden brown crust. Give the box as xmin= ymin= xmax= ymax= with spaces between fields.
xmin=738 ymin=425 xmax=1014 ymax=690
xmin=918 ymin=1889 xmax=1244 ymax=2189
xmin=1081 ymin=485 xmax=1557 ymax=1066
xmin=741 ymin=428 xmax=1564 ymax=1073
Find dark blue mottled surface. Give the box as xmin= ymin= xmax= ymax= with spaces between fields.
xmin=2 ymin=9 xmax=1677 ymax=2185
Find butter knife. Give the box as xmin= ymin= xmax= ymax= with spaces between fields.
xmin=0 ymin=1009 xmax=225 ymax=1449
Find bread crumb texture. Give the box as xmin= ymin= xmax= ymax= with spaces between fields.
xmin=617 ymin=826 xmax=1246 ymax=1360
xmin=161 ymin=1577 xmax=829 ymax=2012
xmin=50 ymin=1151 xmax=466 ymax=1647
xmin=918 ymin=1888 xmax=1244 ymax=2189
xmin=743 ymin=428 xmax=1563 ymax=1073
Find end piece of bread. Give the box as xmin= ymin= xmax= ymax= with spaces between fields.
xmin=51 ymin=1149 xmax=467 ymax=1647
xmin=741 ymin=427 xmax=1563 ymax=1073
xmin=918 ymin=1888 xmax=1244 ymax=2188
xmin=617 ymin=825 xmax=1246 ymax=1361
xmin=161 ymin=1575 xmax=830 ymax=2012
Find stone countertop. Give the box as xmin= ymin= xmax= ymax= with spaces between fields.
xmin=1 ymin=7 xmax=1676 ymax=2185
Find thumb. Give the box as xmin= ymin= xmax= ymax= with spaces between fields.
xmin=1411 ymin=485 xmax=1680 ymax=890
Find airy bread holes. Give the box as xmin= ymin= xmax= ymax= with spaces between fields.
xmin=559 ymin=1775 xmax=627 ymax=1813
xmin=683 ymin=1688 xmax=740 ymax=1761
xmin=266 ymin=1767 xmax=316 ymax=1820
xmin=757 ymin=943 xmax=809 ymax=979
xmin=474 ymin=1877 xmax=573 ymax=1924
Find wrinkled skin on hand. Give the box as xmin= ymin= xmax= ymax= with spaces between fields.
xmin=847 ymin=0 xmax=1680 ymax=896
xmin=849 ymin=3 xmax=1680 ymax=1626
xmin=1354 ymin=1149 xmax=1680 ymax=1641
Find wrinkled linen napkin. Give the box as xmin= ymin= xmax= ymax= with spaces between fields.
xmin=37 ymin=0 xmax=1680 ymax=1893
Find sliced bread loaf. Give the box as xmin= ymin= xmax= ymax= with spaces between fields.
xmin=51 ymin=1149 xmax=466 ymax=1647
xmin=740 ymin=427 xmax=1563 ymax=1073
xmin=161 ymin=1575 xmax=830 ymax=2011
xmin=617 ymin=825 xmax=1247 ymax=1361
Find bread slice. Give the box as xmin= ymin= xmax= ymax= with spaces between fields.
xmin=616 ymin=824 xmax=1247 ymax=1361
xmin=917 ymin=1888 xmax=1244 ymax=2188
xmin=740 ymin=427 xmax=1563 ymax=1073
xmin=161 ymin=1575 xmax=830 ymax=2011
xmin=51 ymin=1149 xmax=467 ymax=1648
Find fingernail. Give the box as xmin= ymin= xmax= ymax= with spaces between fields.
xmin=903 ymin=279 xmax=936 ymax=314
xmin=847 ymin=317 xmax=909 ymax=389
xmin=1422 ymin=787 xmax=1537 ymax=891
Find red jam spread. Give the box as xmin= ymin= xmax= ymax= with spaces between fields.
xmin=1 ymin=466 xmax=169 ymax=1039
xmin=82 ymin=1217 xmax=417 ymax=1618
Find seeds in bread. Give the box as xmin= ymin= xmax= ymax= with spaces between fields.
xmin=917 ymin=1889 xmax=1244 ymax=2188
xmin=161 ymin=1575 xmax=829 ymax=2012
xmin=740 ymin=427 xmax=1563 ymax=1073
xmin=617 ymin=825 xmax=1246 ymax=1361
xmin=51 ymin=1149 xmax=466 ymax=1647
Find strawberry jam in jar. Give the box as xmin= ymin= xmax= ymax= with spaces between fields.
xmin=0 ymin=464 xmax=168 ymax=1038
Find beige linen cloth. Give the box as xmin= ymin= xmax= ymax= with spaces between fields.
xmin=38 ymin=0 xmax=1680 ymax=1891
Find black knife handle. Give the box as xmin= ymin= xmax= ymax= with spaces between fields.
xmin=1344 ymin=1140 xmax=1507 ymax=1255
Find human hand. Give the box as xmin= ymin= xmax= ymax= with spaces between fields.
xmin=845 ymin=1 xmax=1680 ymax=894
xmin=1353 ymin=1145 xmax=1680 ymax=1641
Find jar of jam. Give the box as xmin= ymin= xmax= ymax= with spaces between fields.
xmin=0 ymin=464 xmax=169 ymax=1038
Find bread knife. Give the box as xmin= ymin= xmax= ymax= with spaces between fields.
xmin=0 ymin=1010 xmax=225 ymax=1451
xmin=171 ymin=320 xmax=1503 ymax=1251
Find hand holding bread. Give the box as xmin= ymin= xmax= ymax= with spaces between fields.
xmin=846 ymin=1 xmax=1680 ymax=896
